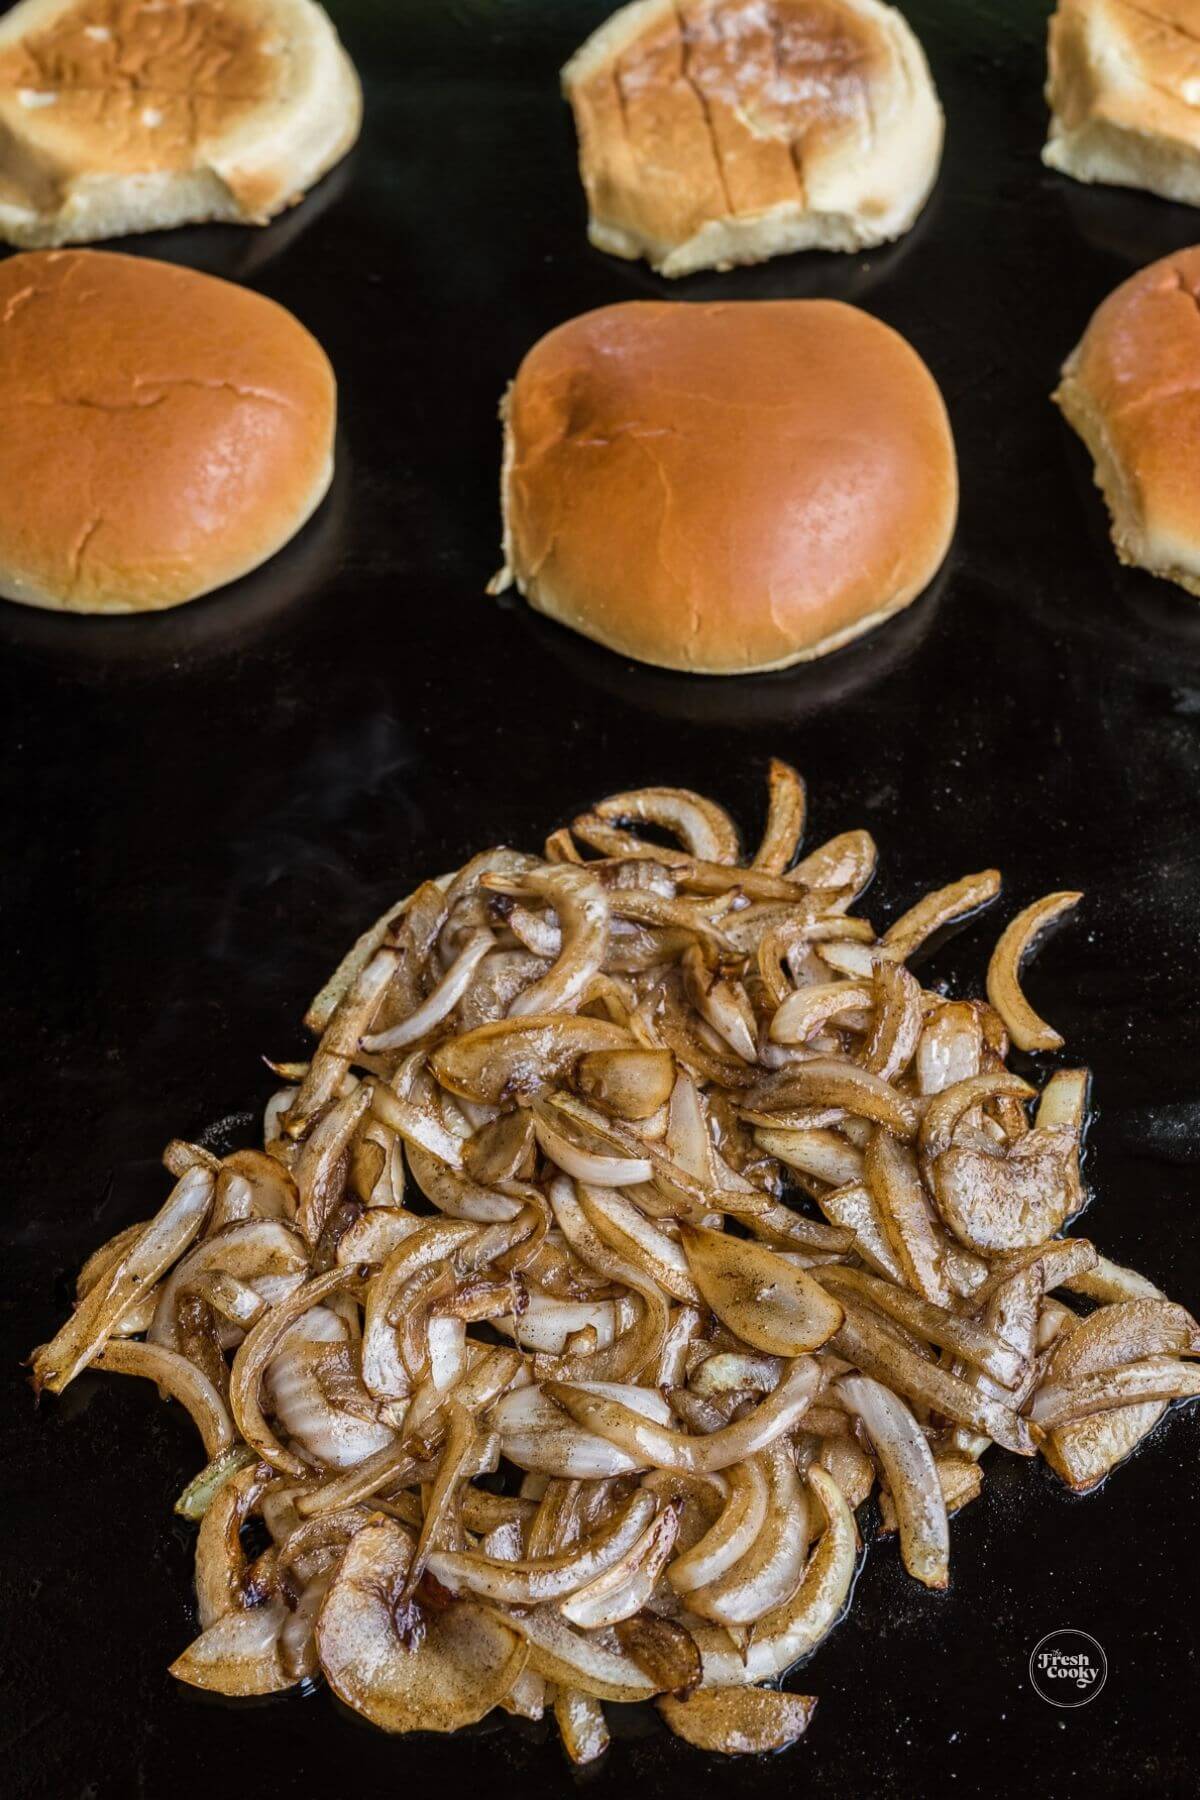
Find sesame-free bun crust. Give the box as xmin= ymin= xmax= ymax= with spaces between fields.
xmin=0 ymin=249 xmax=335 ymax=614
xmin=496 ymin=300 xmax=957 ymax=675
xmin=1055 ymin=246 xmax=1200 ymax=597
xmin=1044 ymin=0 xmax=1200 ymax=204
xmin=562 ymin=0 xmax=943 ymax=277
xmin=0 ymin=0 xmax=361 ymax=247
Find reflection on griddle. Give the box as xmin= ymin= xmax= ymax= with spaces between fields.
xmin=515 ymin=558 xmax=948 ymax=728
xmin=0 ymin=433 xmax=352 ymax=676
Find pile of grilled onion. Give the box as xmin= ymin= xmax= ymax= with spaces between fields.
xmin=31 ymin=762 xmax=1200 ymax=1761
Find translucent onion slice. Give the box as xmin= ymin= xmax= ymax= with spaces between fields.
xmin=149 ymin=1218 xmax=308 ymax=1352
xmin=918 ymin=1071 xmax=1034 ymax=1164
xmin=687 ymin=1442 xmax=810 ymax=1626
xmin=694 ymin=1466 xmax=857 ymax=1686
xmin=839 ymin=1375 xmax=949 ymax=1589
xmin=1042 ymin=1400 xmax=1169 ymax=1494
xmin=92 ymin=1340 xmax=234 ymax=1459
xmin=753 ymin=759 xmax=807 ymax=874
xmin=615 ymin=1614 xmax=702 ymax=1698
xmin=668 ymin=1459 xmax=770 ymax=1595
xmin=986 ymin=891 xmax=1082 ymax=1053
xmin=1041 ymin=1299 xmax=1200 ymax=1387
xmin=294 ymin=1084 xmax=371 ymax=1246
xmin=863 ymin=961 xmax=923 ymax=1082
xmin=533 ymin=1102 xmax=652 ymax=1187
xmin=429 ymin=1491 xmax=659 ymax=1604
xmin=32 ymin=1166 xmax=214 ymax=1394
xmin=288 ymin=943 xmax=400 ymax=1133
xmin=229 ymin=1267 xmax=361 ymax=1477
xmin=170 ymin=1600 xmax=292 ymax=1696
xmin=362 ymin=929 xmax=494 ymax=1051
xmin=577 ymin=1188 xmax=700 ymax=1304
xmin=558 ymin=1504 xmax=680 ymax=1628
xmin=916 ymin=1002 xmax=983 ymax=1097
xmin=543 ymin=1357 xmax=820 ymax=1474
xmin=490 ymin=1381 xmax=673 ymax=1477
xmin=769 ymin=981 xmax=875 ymax=1047
xmin=679 ymin=1225 xmax=843 ymax=1357
xmin=878 ymin=1454 xmax=982 ymax=1533
xmin=317 ymin=1517 xmax=528 ymax=1733
xmin=576 ymin=1048 xmax=677 ymax=1121
xmin=554 ymin=1687 xmax=610 ymax=1763
xmin=498 ymin=867 xmax=609 ymax=1018
xmin=659 ymin=1687 xmax=818 ymax=1755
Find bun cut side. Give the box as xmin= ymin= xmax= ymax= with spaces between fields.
xmin=563 ymin=0 xmax=943 ymax=277
xmin=1056 ymin=246 xmax=1200 ymax=596
xmin=1044 ymin=0 xmax=1200 ymax=204
xmin=495 ymin=300 xmax=957 ymax=675
xmin=0 ymin=249 xmax=336 ymax=614
xmin=0 ymin=0 xmax=361 ymax=246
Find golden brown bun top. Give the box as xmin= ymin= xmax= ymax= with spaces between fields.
xmin=504 ymin=299 xmax=957 ymax=675
xmin=1048 ymin=0 xmax=1200 ymax=132
xmin=565 ymin=0 xmax=894 ymax=243
xmin=1061 ymin=245 xmax=1200 ymax=547
xmin=0 ymin=0 xmax=289 ymax=186
xmin=0 ymin=248 xmax=335 ymax=611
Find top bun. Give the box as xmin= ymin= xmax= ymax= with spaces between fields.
xmin=0 ymin=0 xmax=361 ymax=246
xmin=0 ymin=249 xmax=336 ymax=614
xmin=1055 ymin=246 xmax=1200 ymax=597
xmin=495 ymin=300 xmax=957 ymax=674
xmin=1044 ymin=0 xmax=1200 ymax=204
xmin=562 ymin=0 xmax=942 ymax=278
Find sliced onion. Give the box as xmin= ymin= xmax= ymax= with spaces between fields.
xmin=92 ymin=1340 xmax=233 ymax=1459
xmin=495 ymin=1607 xmax=659 ymax=1702
xmin=362 ymin=928 xmax=495 ymax=1052
xmin=32 ymin=1166 xmax=214 ymax=1394
xmin=839 ymin=1375 xmax=948 ymax=1589
xmin=544 ymin=1357 xmax=819 ymax=1474
xmin=757 ymin=1125 xmax=863 ymax=1188
xmin=687 ymin=1442 xmax=810 ymax=1625
xmin=882 ymin=870 xmax=1001 ymax=961
xmin=430 ymin=1491 xmax=658 ymax=1604
xmin=986 ymin=891 xmax=1082 ymax=1053
xmin=559 ymin=1502 xmax=679 ymax=1628
xmin=317 ymin=1517 xmax=528 ymax=1732
xmin=170 ymin=1600 xmax=292 ymax=1696
xmin=668 ymin=1459 xmax=770 ymax=1595
xmin=694 ymin=1465 xmax=857 ymax=1686
xmin=753 ymin=759 xmax=806 ymax=874
xmin=864 ymin=1130 xmax=951 ymax=1308
xmin=585 ymin=788 xmax=741 ymax=865
xmin=679 ymin=1224 xmax=843 ymax=1357
xmin=659 ymin=1686 xmax=817 ymax=1754
xmin=1031 ymin=1356 xmax=1200 ymax=1427
xmin=747 ymin=1058 xmax=918 ymax=1138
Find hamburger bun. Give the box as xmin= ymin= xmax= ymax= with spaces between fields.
xmin=1055 ymin=246 xmax=1200 ymax=596
xmin=0 ymin=248 xmax=336 ymax=613
xmin=494 ymin=300 xmax=957 ymax=674
xmin=562 ymin=0 xmax=943 ymax=278
xmin=1044 ymin=0 xmax=1200 ymax=204
xmin=0 ymin=0 xmax=361 ymax=247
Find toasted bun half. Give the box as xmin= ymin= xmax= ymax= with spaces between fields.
xmin=0 ymin=249 xmax=335 ymax=613
xmin=495 ymin=300 xmax=957 ymax=674
xmin=1055 ymin=247 xmax=1200 ymax=596
xmin=1044 ymin=0 xmax=1200 ymax=203
xmin=562 ymin=0 xmax=942 ymax=278
xmin=0 ymin=0 xmax=361 ymax=247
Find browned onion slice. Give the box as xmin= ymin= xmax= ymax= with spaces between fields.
xmin=93 ymin=1340 xmax=234 ymax=1459
xmin=544 ymin=1356 xmax=820 ymax=1473
xmin=752 ymin=759 xmax=807 ymax=874
xmin=431 ymin=1014 xmax=630 ymax=1105
xmin=882 ymin=870 xmax=1001 ymax=961
xmin=986 ymin=891 xmax=1082 ymax=1053
xmin=839 ymin=1375 xmax=949 ymax=1589
xmin=658 ymin=1686 xmax=818 ymax=1754
xmin=679 ymin=1225 xmax=843 ymax=1356
xmin=317 ymin=1517 xmax=528 ymax=1732
xmin=32 ymin=1166 xmax=214 ymax=1394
